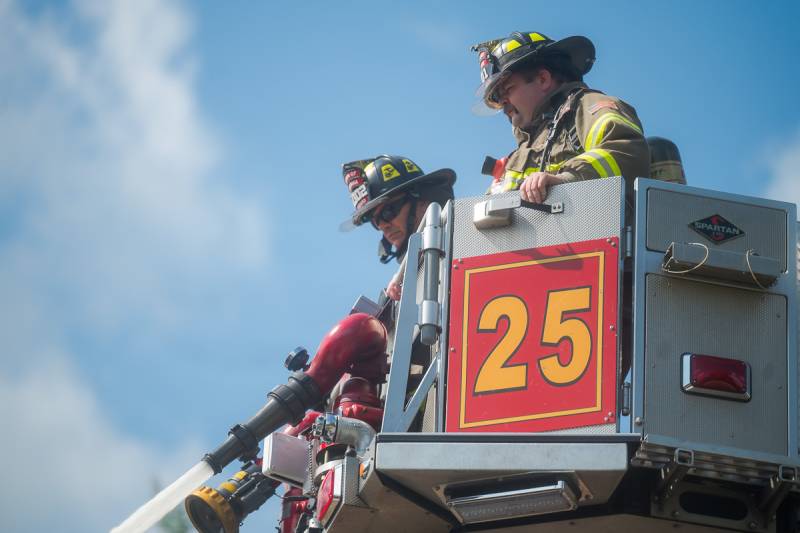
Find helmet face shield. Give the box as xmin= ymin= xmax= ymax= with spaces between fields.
xmin=472 ymin=70 xmax=510 ymax=115
xmin=471 ymin=39 xmax=505 ymax=115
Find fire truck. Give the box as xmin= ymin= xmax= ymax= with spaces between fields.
xmin=178 ymin=176 xmax=800 ymax=533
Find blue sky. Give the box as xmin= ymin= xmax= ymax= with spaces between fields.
xmin=1 ymin=1 xmax=799 ymax=531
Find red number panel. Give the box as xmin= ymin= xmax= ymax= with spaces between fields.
xmin=445 ymin=238 xmax=619 ymax=432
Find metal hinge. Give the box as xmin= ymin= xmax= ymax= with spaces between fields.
xmin=621 ymin=381 xmax=631 ymax=416
xmin=624 ymin=225 xmax=633 ymax=258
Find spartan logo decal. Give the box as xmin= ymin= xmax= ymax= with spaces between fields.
xmin=689 ymin=214 xmax=744 ymax=244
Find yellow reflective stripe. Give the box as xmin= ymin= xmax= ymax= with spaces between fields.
xmin=584 ymin=112 xmax=643 ymax=149
xmin=502 ymin=167 xmax=540 ymax=190
xmin=523 ymin=166 xmax=539 ymax=177
xmin=502 ymin=164 xmax=564 ymax=190
xmin=591 ymin=149 xmax=621 ymax=176
xmin=503 ymin=169 xmax=523 ymax=190
xmin=577 ymin=152 xmax=610 ymax=178
xmin=504 ymin=39 xmax=522 ymax=53
xmin=529 ymin=32 xmax=546 ymax=42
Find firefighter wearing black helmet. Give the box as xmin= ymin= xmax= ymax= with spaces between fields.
xmin=473 ymin=31 xmax=662 ymax=202
xmin=340 ymin=155 xmax=455 ymax=265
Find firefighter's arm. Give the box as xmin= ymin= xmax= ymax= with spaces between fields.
xmin=559 ymin=93 xmax=650 ymax=182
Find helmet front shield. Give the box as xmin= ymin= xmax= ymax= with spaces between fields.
xmin=472 ymin=70 xmax=509 ymax=116
xmin=471 ymin=39 xmax=505 ymax=116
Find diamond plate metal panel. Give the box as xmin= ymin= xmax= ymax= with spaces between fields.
xmin=643 ymin=274 xmax=787 ymax=455
xmin=646 ymin=189 xmax=787 ymax=271
xmin=421 ymin=387 xmax=437 ymax=432
xmin=542 ymin=423 xmax=617 ymax=435
xmin=452 ymin=178 xmax=624 ymax=259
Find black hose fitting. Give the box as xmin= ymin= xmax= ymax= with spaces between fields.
xmin=203 ymin=371 xmax=323 ymax=474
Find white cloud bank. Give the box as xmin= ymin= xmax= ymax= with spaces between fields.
xmin=0 ymin=356 xmax=203 ymax=533
xmin=0 ymin=0 xmax=267 ymax=331
xmin=0 ymin=0 xmax=268 ymax=530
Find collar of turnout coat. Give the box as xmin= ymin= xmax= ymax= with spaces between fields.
xmin=512 ymin=81 xmax=587 ymax=146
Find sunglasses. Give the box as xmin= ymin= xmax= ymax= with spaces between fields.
xmin=367 ymin=196 xmax=408 ymax=229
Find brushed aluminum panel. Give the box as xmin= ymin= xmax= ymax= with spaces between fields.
xmin=466 ymin=514 xmax=746 ymax=533
xmin=452 ymin=178 xmax=624 ymax=259
xmin=376 ymin=440 xmax=628 ymax=510
xmin=646 ymin=189 xmax=787 ymax=270
xmin=643 ymin=274 xmax=787 ymax=455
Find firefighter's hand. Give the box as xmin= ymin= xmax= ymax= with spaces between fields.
xmin=386 ymin=280 xmax=402 ymax=301
xmin=519 ymin=172 xmax=566 ymax=204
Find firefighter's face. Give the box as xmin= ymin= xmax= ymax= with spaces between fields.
xmin=498 ymin=69 xmax=554 ymax=128
xmin=371 ymin=197 xmax=425 ymax=248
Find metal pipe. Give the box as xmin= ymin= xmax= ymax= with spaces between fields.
xmin=313 ymin=413 xmax=376 ymax=455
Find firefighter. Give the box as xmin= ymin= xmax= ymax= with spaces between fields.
xmin=341 ymin=155 xmax=455 ymax=299
xmin=473 ymin=31 xmax=658 ymax=203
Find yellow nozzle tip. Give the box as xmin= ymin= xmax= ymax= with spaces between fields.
xmin=184 ymin=486 xmax=239 ymax=533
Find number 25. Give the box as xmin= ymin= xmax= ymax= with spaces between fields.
xmin=474 ymin=287 xmax=592 ymax=394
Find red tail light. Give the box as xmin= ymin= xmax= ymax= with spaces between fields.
xmin=681 ymin=353 xmax=751 ymax=401
xmin=316 ymin=466 xmax=342 ymax=525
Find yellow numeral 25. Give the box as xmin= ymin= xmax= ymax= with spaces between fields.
xmin=473 ymin=287 xmax=592 ymax=395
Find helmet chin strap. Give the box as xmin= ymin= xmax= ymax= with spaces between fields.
xmin=378 ymin=237 xmax=396 ymax=264
xmin=377 ymin=195 xmax=418 ymax=264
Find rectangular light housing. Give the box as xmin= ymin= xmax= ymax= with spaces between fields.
xmin=446 ymin=480 xmax=577 ymax=524
xmin=681 ymin=352 xmax=751 ymax=401
xmin=262 ymin=432 xmax=310 ymax=487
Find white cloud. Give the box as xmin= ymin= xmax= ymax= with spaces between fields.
xmin=763 ymin=129 xmax=800 ymax=207
xmin=0 ymin=357 xmax=203 ymax=533
xmin=0 ymin=0 xmax=270 ymax=530
xmin=0 ymin=0 xmax=268 ymax=332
